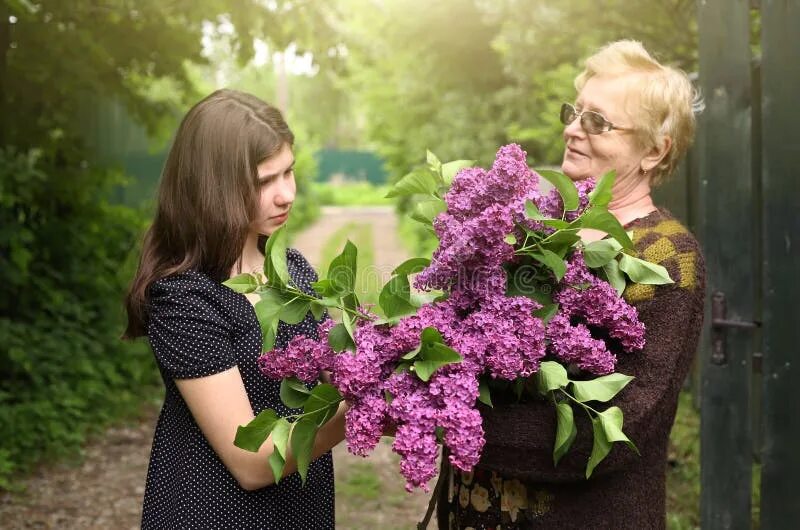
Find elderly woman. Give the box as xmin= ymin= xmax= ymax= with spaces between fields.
xmin=437 ymin=40 xmax=706 ymax=529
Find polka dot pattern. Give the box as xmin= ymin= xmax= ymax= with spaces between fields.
xmin=142 ymin=249 xmax=335 ymax=529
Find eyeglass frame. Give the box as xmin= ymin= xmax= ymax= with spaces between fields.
xmin=559 ymin=102 xmax=634 ymax=135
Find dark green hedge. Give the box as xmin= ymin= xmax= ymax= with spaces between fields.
xmin=0 ymin=147 xmax=161 ymax=489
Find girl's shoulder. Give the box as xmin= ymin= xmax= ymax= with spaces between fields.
xmin=148 ymin=269 xmax=243 ymax=326
xmin=150 ymin=269 xmax=228 ymax=305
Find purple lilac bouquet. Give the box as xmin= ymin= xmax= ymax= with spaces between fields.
xmin=226 ymin=144 xmax=673 ymax=490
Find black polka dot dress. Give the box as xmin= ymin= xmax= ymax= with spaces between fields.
xmin=141 ymin=249 xmax=335 ymax=529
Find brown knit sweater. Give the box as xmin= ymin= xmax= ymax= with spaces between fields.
xmin=438 ymin=208 xmax=706 ymax=529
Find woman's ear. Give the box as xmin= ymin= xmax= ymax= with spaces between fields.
xmin=642 ymin=135 xmax=672 ymax=173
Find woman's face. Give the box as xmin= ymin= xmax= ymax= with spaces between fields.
xmin=251 ymin=143 xmax=296 ymax=236
xmin=561 ymin=75 xmax=649 ymax=182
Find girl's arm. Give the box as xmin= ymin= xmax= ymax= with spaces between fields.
xmin=176 ymin=368 xmax=346 ymax=491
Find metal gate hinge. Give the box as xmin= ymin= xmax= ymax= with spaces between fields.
xmin=710 ymin=291 xmax=760 ymax=365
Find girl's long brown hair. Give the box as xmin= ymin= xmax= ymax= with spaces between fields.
xmin=123 ymin=89 xmax=294 ymax=338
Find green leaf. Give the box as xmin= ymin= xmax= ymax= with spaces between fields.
xmin=268 ymin=451 xmax=286 ymax=484
xmin=426 ymin=150 xmax=442 ymax=172
xmin=318 ymin=296 xmax=341 ymax=308
xmin=262 ymin=320 xmax=279 ymax=351
xmin=543 ymin=219 xmax=572 ymax=230
xmin=234 ymin=409 xmax=279 ymax=452
xmin=401 ymin=345 xmax=422 ymax=360
xmin=264 ymin=226 xmax=290 ymax=286
xmin=537 ymin=169 xmax=580 ymax=211
xmin=303 ymin=384 xmax=343 ymax=426
xmin=536 ymin=361 xmax=569 ymax=394
xmin=530 ymin=249 xmax=567 ymax=282
xmin=420 ymin=326 xmax=444 ymax=345
xmin=327 ymin=240 xmax=358 ymax=294
xmin=271 ymin=418 xmax=291 ymax=457
xmin=223 ymin=273 xmax=258 ymax=294
xmin=341 ymin=292 xmax=360 ymax=314
xmin=586 ymin=416 xmax=612 ymax=478
xmin=379 ymin=275 xmax=417 ymax=319
xmin=575 ymin=207 xmax=634 ymax=250
xmin=411 ymin=198 xmax=447 ymax=225
xmin=583 ymin=239 xmax=622 ymax=268
xmin=268 ymin=418 xmax=291 ymax=483
xmin=341 ymin=310 xmax=355 ymax=343
xmin=588 ymin=170 xmax=616 ymax=207
xmin=279 ymin=298 xmax=311 ymax=325
xmin=254 ymin=293 xmax=283 ymax=351
xmin=280 ymin=378 xmax=311 ymax=409
xmin=328 ymin=322 xmax=355 ymax=352
xmin=441 ymin=159 xmax=475 ymax=185
xmin=392 ymin=257 xmax=431 ymax=276
xmin=385 ymin=168 xmax=440 ymax=198
xmin=571 ymin=373 xmax=634 ymax=403
xmin=478 ymin=378 xmax=493 ymax=407
xmin=504 ymin=233 xmax=517 ymax=245
xmin=597 ymin=406 xmax=639 ymax=455
xmin=311 ymin=279 xmax=339 ymax=297
xmin=291 ymin=417 xmax=319 ymax=484
xmin=553 ymin=402 xmax=577 ymax=466
xmin=413 ymin=343 xmax=462 ymax=382
xmin=532 ymin=303 xmax=559 ymax=325
xmin=309 ymin=301 xmax=326 ymax=321
xmin=540 ymin=229 xmax=582 ymax=257
xmin=618 ymin=254 xmax=674 ymax=285
xmin=525 ymin=200 xmax=546 ymax=221
xmin=601 ymin=258 xmax=627 ymax=296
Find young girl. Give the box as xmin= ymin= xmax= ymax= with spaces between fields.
xmin=124 ymin=89 xmax=345 ymax=529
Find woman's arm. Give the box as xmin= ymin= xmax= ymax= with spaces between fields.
xmin=176 ymin=367 xmax=346 ymax=491
xmin=479 ymin=282 xmax=705 ymax=482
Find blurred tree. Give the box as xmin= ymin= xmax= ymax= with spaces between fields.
xmin=339 ymin=0 xmax=511 ymax=177
xmin=334 ymin=0 xmax=697 ymax=177
xmin=0 ymin=0 xmax=340 ymax=486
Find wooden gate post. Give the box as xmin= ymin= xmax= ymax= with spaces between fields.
xmin=759 ymin=1 xmax=800 ymax=527
xmin=698 ymin=0 xmax=756 ymax=528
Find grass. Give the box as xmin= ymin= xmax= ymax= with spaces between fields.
xmin=334 ymin=441 xmax=432 ymax=530
xmin=665 ymin=392 xmax=762 ymax=529
xmin=337 ymin=460 xmax=383 ymax=502
xmin=666 ymin=392 xmax=701 ymax=529
xmin=311 ymin=182 xmax=393 ymax=206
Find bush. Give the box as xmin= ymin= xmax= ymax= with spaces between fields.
xmin=0 ymin=147 xmax=161 ymax=489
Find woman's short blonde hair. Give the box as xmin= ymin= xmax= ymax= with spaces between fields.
xmin=575 ymin=40 xmax=703 ymax=185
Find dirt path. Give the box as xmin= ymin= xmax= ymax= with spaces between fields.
xmin=0 ymin=206 xmax=435 ymax=530
xmin=292 ymin=206 xmax=410 ymax=281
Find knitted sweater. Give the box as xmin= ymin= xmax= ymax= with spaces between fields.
xmin=439 ymin=208 xmax=706 ymax=530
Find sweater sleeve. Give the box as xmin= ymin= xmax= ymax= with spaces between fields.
xmin=477 ymin=234 xmax=706 ymax=483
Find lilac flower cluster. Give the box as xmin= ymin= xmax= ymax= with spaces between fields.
xmin=546 ymin=252 xmax=645 ymax=374
xmin=257 ymin=320 xmax=336 ymax=383
xmin=537 ymin=177 xmax=595 ymax=221
xmin=256 ymin=144 xmax=647 ymax=491
xmin=415 ymin=144 xmax=543 ymax=294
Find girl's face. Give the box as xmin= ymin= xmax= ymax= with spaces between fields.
xmin=251 ymin=143 xmax=296 ymax=236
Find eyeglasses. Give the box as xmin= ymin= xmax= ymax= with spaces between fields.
xmin=559 ymin=103 xmax=633 ymax=135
